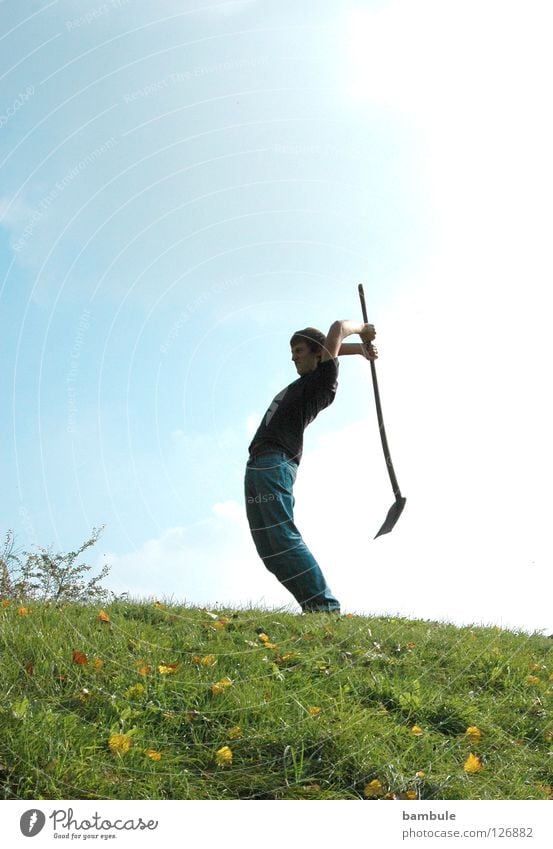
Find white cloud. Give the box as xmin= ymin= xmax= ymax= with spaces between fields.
xmin=0 ymin=195 xmax=34 ymax=230
xmin=103 ymin=499 xmax=294 ymax=610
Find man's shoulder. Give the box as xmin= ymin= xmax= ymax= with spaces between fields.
xmin=310 ymin=358 xmax=339 ymax=377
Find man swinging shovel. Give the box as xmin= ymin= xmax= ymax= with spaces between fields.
xmin=244 ymin=316 xmax=379 ymax=614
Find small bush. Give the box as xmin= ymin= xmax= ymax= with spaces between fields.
xmin=0 ymin=526 xmax=110 ymax=603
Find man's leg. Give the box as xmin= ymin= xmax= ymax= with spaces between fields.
xmin=244 ymin=453 xmax=340 ymax=612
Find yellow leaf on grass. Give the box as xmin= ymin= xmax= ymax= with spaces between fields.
xmin=192 ymin=654 xmax=217 ymax=667
xmin=258 ymin=633 xmax=270 ymax=643
xmin=415 ymin=771 xmax=426 ymax=778
xmin=464 ymin=753 xmax=484 ymax=774
xmin=97 ymin=610 xmax=110 ymax=623
xmin=215 ymin=746 xmax=233 ymax=767
xmin=145 ymin=749 xmax=162 ymax=761
xmin=211 ymin=677 xmax=233 ymax=695
xmin=405 ymin=790 xmax=417 ymax=800
xmin=1 ymin=599 xmax=10 ymax=608
xmin=158 ymin=663 xmax=178 ymax=675
xmin=411 ymin=725 xmax=424 ymax=736
xmin=137 ymin=664 xmax=152 ymax=676
xmin=526 ymin=675 xmax=540 ymax=685
xmin=465 ymin=726 xmax=482 ymax=743
xmin=18 ymin=607 xmax=30 ymax=616
xmin=363 ymin=779 xmax=383 ymax=798
xmin=93 ymin=658 xmax=104 ymax=670
xmin=308 ymin=706 xmax=321 ymax=717
xmin=72 ymin=650 xmax=88 ymax=665
xmin=280 ymin=652 xmax=299 ymax=662
xmin=108 ymin=734 xmax=132 ymax=755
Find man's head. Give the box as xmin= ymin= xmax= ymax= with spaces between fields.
xmin=289 ymin=327 xmax=326 ymax=375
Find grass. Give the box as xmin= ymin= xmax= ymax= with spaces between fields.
xmin=1 ymin=598 xmax=552 ymax=800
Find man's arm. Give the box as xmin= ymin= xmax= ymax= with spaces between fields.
xmin=338 ymin=341 xmax=378 ymax=360
xmin=320 ymin=320 xmax=376 ymax=362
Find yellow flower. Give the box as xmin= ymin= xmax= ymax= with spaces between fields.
xmin=145 ymin=749 xmax=162 ymax=761
xmin=415 ymin=771 xmax=426 ymax=778
xmin=1 ymin=599 xmax=10 ymax=608
xmin=137 ymin=663 xmax=151 ymax=676
xmin=18 ymin=607 xmax=30 ymax=616
xmin=463 ymin=753 xmax=483 ymax=774
xmin=363 ymin=779 xmax=383 ymax=798
xmin=228 ymin=725 xmax=242 ymax=739
xmin=125 ymin=683 xmax=145 ymax=699
xmin=211 ymin=677 xmax=233 ymax=695
xmin=308 ymin=706 xmax=322 ymax=717
xmin=526 ymin=675 xmax=540 ymax=685
xmin=97 ymin=610 xmax=110 ymax=623
xmin=405 ymin=790 xmax=417 ymax=800
xmin=108 ymin=734 xmax=132 ymax=755
xmin=465 ymin=725 xmax=482 ymax=743
xmin=215 ymin=746 xmax=233 ymax=767
xmin=411 ymin=725 xmax=424 ymax=736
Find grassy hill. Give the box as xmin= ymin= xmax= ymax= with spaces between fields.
xmin=1 ymin=599 xmax=552 ymax=800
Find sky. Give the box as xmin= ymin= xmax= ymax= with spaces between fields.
xmin=1 ymin=0 xmax=552 ymax=634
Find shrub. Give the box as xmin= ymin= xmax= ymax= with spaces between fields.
xmin=0 ymin=526 xmax=111 ymax=603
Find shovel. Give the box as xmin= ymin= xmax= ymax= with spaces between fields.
xmin=358 ymin=283 xmax=406 ymax=537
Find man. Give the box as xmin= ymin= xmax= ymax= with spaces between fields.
xmin=245 ymin=319 xmax=377 ymax=614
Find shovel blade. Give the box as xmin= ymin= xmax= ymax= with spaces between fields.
xmin=374 ymin=496 xmax=406 ymax=538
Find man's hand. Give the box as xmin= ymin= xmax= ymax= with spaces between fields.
xmin=360 ymin=323 xmax=376 ymax=343
xmin=321 ymin=320 xmax=376 ymax=362
xmin=361 ymin=341 xmax=378 ymax=361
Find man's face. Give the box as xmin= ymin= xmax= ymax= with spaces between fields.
xmin=291 ymin=341 xmax=320 ymax=375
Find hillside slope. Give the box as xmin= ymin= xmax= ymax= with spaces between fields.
xmin=1 ymin=601 xmax=552 ymax=800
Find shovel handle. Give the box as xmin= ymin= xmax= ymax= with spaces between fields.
xmin=358 ymin=284 xmax=403 ymax=501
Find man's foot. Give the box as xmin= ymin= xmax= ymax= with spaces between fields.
xmin=302 ymin=607 xmax=341 ymax=615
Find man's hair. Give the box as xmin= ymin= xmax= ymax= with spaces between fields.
xmin=289 ymin=327 xmax=326 ymax=354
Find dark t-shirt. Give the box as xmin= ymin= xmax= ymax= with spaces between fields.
xmin=248 ymin=358 xmax=339 ymax=464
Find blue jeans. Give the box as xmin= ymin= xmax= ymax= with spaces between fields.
xmin=244 ymin=452 xmax=340 ymax=611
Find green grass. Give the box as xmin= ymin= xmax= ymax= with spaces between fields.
xmin=1 ymin=599 xmax=552 ymax=800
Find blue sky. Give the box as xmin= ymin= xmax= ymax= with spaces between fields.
xmin=2 ymin=0 xmax=552 ymax=633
